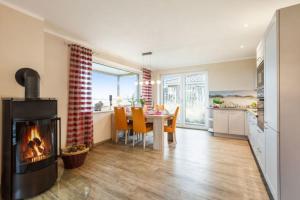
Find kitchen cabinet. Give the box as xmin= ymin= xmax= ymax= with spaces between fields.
xmin=213 ymin=109 xmax=246 ymax=136
xmin=228 ymin=110 xmax=245 ymax=135
xmin=256 ymin=127 xmax=266 ymax=173
xmin=213 ymin=110 xmax=228 ymax=134
xmin=254 ymin=5 xmax=300 ymax=200
xmin=264 ymin=16 xmax=279 ymax=132
xmin=265 ymin=127 xmax=279 ymax=199
xmin=264 ymin=14 xmax=279 ymax=200
xmin=247 ymin=112 xmax=266 ymax=174
xmin=244 ymin=113 xmax=249 ymax=136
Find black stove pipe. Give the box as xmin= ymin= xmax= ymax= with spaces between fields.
xmin=15 ymin=68 xmax=40 ymax=99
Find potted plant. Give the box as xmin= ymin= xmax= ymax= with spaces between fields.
xmin=128 ymin=95 xmax=136 ymax=107
xmin=212 ymin=98 xmax=224 ymax=108
xmin=139 ymin=97 xmax=145 ymax=107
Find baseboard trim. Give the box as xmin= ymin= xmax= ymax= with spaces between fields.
xmin=213 ymin=132 xmax=248 ymax=140
xmin=93 ymin=139 xmax=112 ymax=146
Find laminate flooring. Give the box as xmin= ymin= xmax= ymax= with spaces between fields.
xmin=31 ymin=128 xmax=269 ymax=200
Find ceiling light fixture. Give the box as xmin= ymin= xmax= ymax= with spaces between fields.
xmin=243 ymin=23 xmax=249 ymax=28
xmin=240 ymin=45 xmax=245 ymax=49
xmin=140 ymin=51 xmax=161 ymax=85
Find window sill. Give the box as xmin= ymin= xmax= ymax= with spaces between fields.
xmin=93 ymin=110 xmax=113 ymax=114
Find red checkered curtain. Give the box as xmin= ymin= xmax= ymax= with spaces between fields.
xmin=142 ymin=68 xmax=152 ymax=108
xmin=67 ymin=44 xmax=93 ymax=147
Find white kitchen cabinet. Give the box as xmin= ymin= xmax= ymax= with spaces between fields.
xmin=264 ymin=16 xmax=279 ymax=132
xmin=213 ymin=110 xmax=228 ymax=134
xmin=244 ymin=113 xmax=249 ymax=136
xmin=256 ymin=5 xmax=300 ymax=200
xmin=228 ymin=111 xmax=245 ymax=135
xmin=247 ymin=112 xmax=256 ymax=145
xmin=213 ymin=109 xmax=246 ymax=136
xmin=264 ymin=14 xmax=279 ymax=200
xmin=265 ymin=127 xmax=279 ymax=199
xmin=247 ymin=112 xmax=266 ymax=174
xmin=256 ymin=127 xmax=266 ymax=173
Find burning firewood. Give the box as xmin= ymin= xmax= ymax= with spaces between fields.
xmin=33 ymin=137 xmax=42 ymax=146
xmin=27 ymin=140 xmax=35 ymax=149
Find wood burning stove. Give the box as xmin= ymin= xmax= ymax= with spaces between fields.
xmin=2 ymin=99 xmax=60 ymax=200
xmin=2 ymin=68 xmax=60 ymax=199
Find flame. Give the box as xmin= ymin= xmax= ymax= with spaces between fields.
xmin=28 ymin=127 xmax=44 ymax=157
xmin=21 ymin=125 xmax=51 ymax=163
xmin=29 ymin=127 xmax=40 ymax=140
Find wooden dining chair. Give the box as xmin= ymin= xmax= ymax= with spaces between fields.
xmin=114 ymin=107 xmax=132 ymax=144
xmin=131 ymin=107 xmax=153 ymax=149
xmin=164 ymin=106 xmax=179 ymax=143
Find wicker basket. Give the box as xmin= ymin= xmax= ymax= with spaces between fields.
xmin=61 ymin=147 xmax=89 ymax=169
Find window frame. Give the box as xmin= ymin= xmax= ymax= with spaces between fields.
xmin=92 ymin=62 xmax=140 ymax=110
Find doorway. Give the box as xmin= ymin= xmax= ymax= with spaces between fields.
xmin=161 ymin=72 xmax=208 ymax=129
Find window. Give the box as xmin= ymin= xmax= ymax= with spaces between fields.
xmin=162 ymin=72 xmax=208 ymax=128
xmin=92 ymin=63 xmax=139 ymax=111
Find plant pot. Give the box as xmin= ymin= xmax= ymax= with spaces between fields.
xmin=61 ymin=146 xmax=89 ymax=169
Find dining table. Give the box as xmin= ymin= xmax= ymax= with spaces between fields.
xmin=111 ymin=111 xmax=173 ymax=153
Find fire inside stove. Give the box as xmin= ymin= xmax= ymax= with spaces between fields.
xmin=21 ymin=126 xmax=52 ymax=163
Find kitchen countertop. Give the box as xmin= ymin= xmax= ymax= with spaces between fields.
xmin=208 ymin=107 xmax=258 ymax=116
xmin=208 ymin=107 xmax=248 ymax=111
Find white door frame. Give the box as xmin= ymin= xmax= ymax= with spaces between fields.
xmin=160 ymin=71 xmax=208 ymax=130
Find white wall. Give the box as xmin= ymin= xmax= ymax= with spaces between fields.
xmin=42 ymin=33 xmax=141 ymax=146
xmin=0 ymin=3 xmax=45 ymax=176
xmin=152 ymin=58 xmax=256 ymax=104
xmin=0 ymin=4 xmax=44 ymax=97
xmin=93 ymin=112 xmax=112 ymax=143
xmin=43 ymin=33 xmax=69 ymax=147
xmin=0 ymin=3 xmax=142 ymax=178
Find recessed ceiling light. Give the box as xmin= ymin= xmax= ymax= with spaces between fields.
xmin=243 ymin=24 xmax=249 ymax=28
xmin=240 ymin=45 xmax=245 ymax=49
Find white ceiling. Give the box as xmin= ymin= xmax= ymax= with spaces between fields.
xmin=3 ymin=0 xmax=300 ymax=69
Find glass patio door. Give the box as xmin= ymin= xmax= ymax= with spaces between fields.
xmin=162 ymin=75 xmax=182 ymax=123
xmin=162 ymin=72 xmax=208 ymax=129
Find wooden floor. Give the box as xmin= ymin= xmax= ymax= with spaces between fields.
xmin=31 ymin=128 xmax=269 ymax=200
